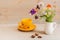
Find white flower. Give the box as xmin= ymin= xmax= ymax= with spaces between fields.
xmin=37 ymin=2 xmax=44 ymax=9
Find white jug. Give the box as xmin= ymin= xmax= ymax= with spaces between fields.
xmin=45 ymin=22 xmax=56 ymax=34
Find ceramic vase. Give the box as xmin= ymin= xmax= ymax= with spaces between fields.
xmin=45 ymin=22 xmax=56 ymax=34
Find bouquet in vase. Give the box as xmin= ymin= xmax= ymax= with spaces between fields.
xmin=29 ymin=2 xmax=56 ymax=22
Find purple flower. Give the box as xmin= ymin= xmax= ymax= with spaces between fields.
xmin=30 ymin=9 xmax=36 ymax=15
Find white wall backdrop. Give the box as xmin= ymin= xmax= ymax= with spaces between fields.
xmin=0 ymin=0 xmax=59 ymax=24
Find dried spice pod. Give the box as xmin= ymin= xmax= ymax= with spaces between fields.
xmin=35 ymin=33 xmax=39 ymax=36
xmin=31 ymin=35 xmax=35 ymax=38
xmin=37 ymin=36 xmax=42 ymax=38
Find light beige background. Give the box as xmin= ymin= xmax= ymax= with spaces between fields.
xmin=0 ymin=0 xmax=59 ymax=24
xmin=0 ymin=1 xmax=60 ymax=40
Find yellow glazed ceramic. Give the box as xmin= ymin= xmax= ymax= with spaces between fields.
xmin=18 ymin=18 xmax=36 ymax=31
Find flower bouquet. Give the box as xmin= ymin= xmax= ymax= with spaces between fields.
xmin=30 ymin=2 xmax=55 ymax=22
xmin=29 ymin=2 xmax=56 ymax=34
